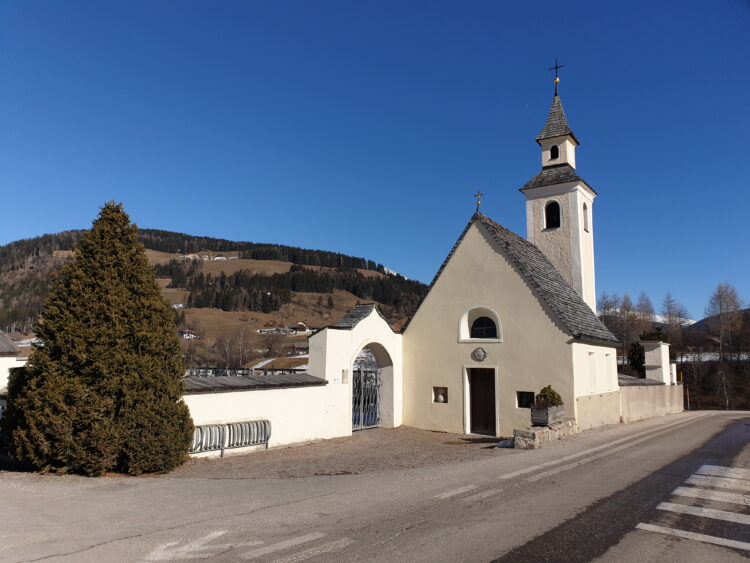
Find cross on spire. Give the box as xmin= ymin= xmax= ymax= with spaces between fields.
xmin=548 ymin=59 xmax=564 ymax=95
xmin=474 ymin=190 xmax=485 ymax=211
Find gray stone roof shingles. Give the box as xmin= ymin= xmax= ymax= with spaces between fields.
xmin=520 ymin=163 xmax=594 ymax=192
xmin=536 ymin=95 xmax=579 ymax=144
xmin=331 ymin=303 xmax=384 ymax=330
xmin=0 ymin=331 xmax=20 ymax=356
xmin=476 ymin=213 xmax=618 ymax=344
xmin=183 ymin=373 xmax=326 ymax=394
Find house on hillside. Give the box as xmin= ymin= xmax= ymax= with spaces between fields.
xmin=252 ymin=355 xmax=309 ymax=375
xmin=178 ymin=329 xmax=200 ymax=340
xmin=0 ymin=331 xmax=23 ymax=415
xmin=183 ymin=81 xmax=683 ymax=455
xmin=290 ymin=322 xmax=312 ymax=335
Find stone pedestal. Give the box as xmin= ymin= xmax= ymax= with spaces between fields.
xmin=513 ymin=420 xmax=578 ymax=449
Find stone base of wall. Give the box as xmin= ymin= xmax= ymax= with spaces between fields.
xmin=512 ymin=420 xmax=578 ymax=449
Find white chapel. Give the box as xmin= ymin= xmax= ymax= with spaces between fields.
xmin=180 ymin=83 xmax=684 ymax=454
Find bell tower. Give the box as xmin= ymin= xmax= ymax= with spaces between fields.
xmin=519 ymin=70 xmax=598 ymax=312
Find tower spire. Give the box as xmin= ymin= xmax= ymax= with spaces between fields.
xmin=535 ymin=91 xmax=579 ymax=146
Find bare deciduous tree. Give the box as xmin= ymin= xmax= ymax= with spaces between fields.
xmin=705 ymin=283 xmax=744 ymax=361
xmin=661 ymin=292 xmax=689 ymax=353
xmin=214 ymin=327 xmax=255 ymax=369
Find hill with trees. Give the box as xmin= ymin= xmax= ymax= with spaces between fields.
xmin=0 ymin=229 xmax=427 ymax=334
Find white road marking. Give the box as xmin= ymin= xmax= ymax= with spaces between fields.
xmin=525 ymin=418 xmax=709 ymax=482
xmin=657 ymin=502 xmax=750 ymax=525
xmin=145 ymin=532 xmax=264 ymax=561
xmin=434 ymin=485 xmax=477 ymax=499
xmin=145 ymin=531 xmax=228 ymax=560
xmin=499 ymin=412 xmax=710 ymax=480
xmin=696 ymin=464 xmax=750 ymax=481
xmin=463 ymin=488 xmax=503 ymax=502
xmin=672 ymin=486 xmax=750 ymax=506
xmin=272 ymin=538 xmax=354 ymax=563
xmin=636 ymin=522 xmax=750 ymax=551
xmin=241 ymin=533 xmax=326 ymax=560
xmin=686 ymin=474 xmax=750 ymax=492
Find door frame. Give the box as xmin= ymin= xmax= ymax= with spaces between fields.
xmin=463 ymin=365 xmax=499 ymax=436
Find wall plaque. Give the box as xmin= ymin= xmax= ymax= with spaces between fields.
xmin=471 ymin=347 xmax=487 ymax=362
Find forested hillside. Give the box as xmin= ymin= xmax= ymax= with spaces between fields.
xmin=154 ymin=261 xmax=425 ymax=316
xmin=0 ymin=229 xmax=425 ymax=333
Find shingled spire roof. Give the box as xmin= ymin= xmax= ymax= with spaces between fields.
xmin=536 ymin=95 xmax=579 ymax=145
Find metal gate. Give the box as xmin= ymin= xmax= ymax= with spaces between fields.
xmin=352 ymin=367 xmax=381 ymax=431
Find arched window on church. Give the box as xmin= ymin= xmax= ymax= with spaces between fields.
xmin=470 ymin=316 xmax=497 ymax=339
xmin=583 ymin=203 xmax=590 ymax=232
xmin=545 ymin=201 xmax=561 ymax=229
xmin=458 ymin=307 xmax=502 ymax=341
xmin=550 ymin=145 xmax=559 ymax=160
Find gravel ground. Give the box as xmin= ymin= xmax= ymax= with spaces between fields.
xmin=168 ymin=427 xmax=508 ymax=479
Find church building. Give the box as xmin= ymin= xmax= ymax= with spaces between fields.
xmin=401 ymin=88 xmax=621 ymax=437
xmin=183 ymin=81 xmax=684 ymax=455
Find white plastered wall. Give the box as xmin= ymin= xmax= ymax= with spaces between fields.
xmin=308 ymin=309 xmax=403 ymax=428
xmin=0 ymin=356 xmax=26 ymax=395
xmin=642 ymin=341 xmax=671 ymax=384
xmin=539 ymin=137 xmax=577 ymax=169
xmin=524 ymin=182 xmax=597 ymax=312
xmin=571 ymin=342 xmax=619 ymax=398
xmin=402 ymin=222 xmax=577 ymax=438
xmin=183 ymin=383 xmax=351 ymax=453
xmin=571 ymin=341 xmax=621 ymax=429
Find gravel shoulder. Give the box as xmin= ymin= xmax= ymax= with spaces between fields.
xmin=168 ymin=426 xmax=504 ymax=479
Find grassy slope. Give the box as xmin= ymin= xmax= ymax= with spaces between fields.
xmin=145 ymin=251 xmax=386 ymax=340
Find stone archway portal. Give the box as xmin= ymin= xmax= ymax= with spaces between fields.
xmin=352 ymin=342 xmax=393 ymax=431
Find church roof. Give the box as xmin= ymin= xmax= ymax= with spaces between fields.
xmin=404 ymin=212 xmax=616 ymax=343
xmin=536 ymin=94 xmax=579 ymax=145
xmin=475 ymin=213 xmax=617 ymax=344
xmin=0 ymin=331 xmax=20 ymax=356
xmin=330 ymin=303 xmax=387 ymax=330
xmin=519 ymin=163 xmax=595 ymax=194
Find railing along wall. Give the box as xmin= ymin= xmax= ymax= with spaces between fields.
xmin=189 ymin=420 xmax=272 ymax=456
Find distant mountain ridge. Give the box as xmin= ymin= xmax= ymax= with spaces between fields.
xmin=0 ymin=229 xmax=425 ymax=333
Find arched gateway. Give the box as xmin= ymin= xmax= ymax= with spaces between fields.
xmin=308 ymin=304 xmax=403 ymax=432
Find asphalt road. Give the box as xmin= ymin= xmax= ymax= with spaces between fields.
xmin=1 ymin=411 xmax=748 ymax=562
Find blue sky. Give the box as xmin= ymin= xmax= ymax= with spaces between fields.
xmin=1 ymin=1 xmax=748 ymax=320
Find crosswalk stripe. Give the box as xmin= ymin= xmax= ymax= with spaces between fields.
xmin=241 ymin=533 xmax=326 ymax=560
xmin=657 ymin=502 xmax=750 ymax=525
xmin=686 ymin=474 xmax=750 ymax=492
xmin=696 ymin=464 xmax=750 ymax=481
xmin=636 ymin=522 xmax=750 ymax=551
xmin=272 ymin=538 xmax=354 ymax=563
xmin=434 ymin=485 xmax=477 ymax=499
xmin=672 ymin=486 xmax=749 ymax=506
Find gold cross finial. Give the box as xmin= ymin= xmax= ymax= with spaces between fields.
xmin=549 ymin=59 xmax=564 ymax=95
xmin=474 ymin=190 xmax=485 ymax=211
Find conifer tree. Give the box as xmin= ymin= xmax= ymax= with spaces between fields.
xmin=2 ymin=202 xmax=193 ymax=475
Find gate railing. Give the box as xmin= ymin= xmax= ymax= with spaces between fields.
xmin=352 ymin=368 xmax=381 ymax=431
xmin=189 ymin=420 xmax=272 ymax=456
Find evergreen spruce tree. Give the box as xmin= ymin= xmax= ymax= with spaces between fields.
xmin=2 ymin=202 xmax=193 ymax=475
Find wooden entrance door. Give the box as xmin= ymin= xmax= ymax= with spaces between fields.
xmin=469 ymin=368 xmax=496 ymax=436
